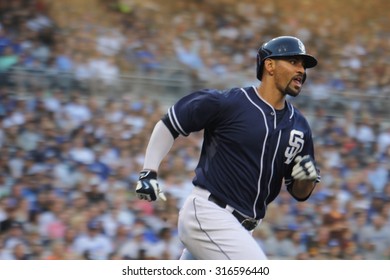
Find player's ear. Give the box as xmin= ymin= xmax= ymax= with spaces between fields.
xmin=264 ymin=58 xmax=275 ymax=77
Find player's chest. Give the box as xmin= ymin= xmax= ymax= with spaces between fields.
xmin=216 ymin=110 xmax=296 ymax=149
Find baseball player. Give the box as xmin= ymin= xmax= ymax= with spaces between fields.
xmin=135 ymin=36 xmax=321 ymax=260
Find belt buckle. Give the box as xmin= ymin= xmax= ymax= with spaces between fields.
xmin=241 ymin=218 xmax=259 ymax=231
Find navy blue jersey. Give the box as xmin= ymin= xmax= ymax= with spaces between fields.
xmin=162 ymin=86 xmax=319 ymax=219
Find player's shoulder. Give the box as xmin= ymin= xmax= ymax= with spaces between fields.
xmin=173 ymin=88 xmax=227 ymax=112
xmin=183 ymin=87 xmax=246 ymax=103
xmin=195 ymin=87 xmax=244 ymax=96
xmin=215 ymin=86 xmax=256 ymax=104
xmin=289 ymin=103 xmax=311 ymax=126
xmin=290 ymin=103 xmax=304 ymax=117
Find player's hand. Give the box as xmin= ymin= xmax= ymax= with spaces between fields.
xmin=135 ymin=170 xmax=166 ymax=201
xmin=292 ymin=155 xmax=319 ymax=182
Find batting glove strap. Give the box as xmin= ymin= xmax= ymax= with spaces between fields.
xmin=292 ymin=155 xmax=320 ymax=182
xmin=139 ymin=170 xmax=157 ymax=180
xmin=136 ymin=170 xmax=166 ymax=201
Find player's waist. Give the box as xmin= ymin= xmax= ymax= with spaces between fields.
xmin=193 ymin=186 xmax=261 ymax=231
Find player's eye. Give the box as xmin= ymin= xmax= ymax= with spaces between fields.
xmin=290 ymin=58 xmax=305 ymax=68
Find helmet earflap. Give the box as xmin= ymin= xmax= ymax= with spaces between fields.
xmin=256 ymin=53 xmax=262 ymax=80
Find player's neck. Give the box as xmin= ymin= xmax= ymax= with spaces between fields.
xmin=256 ymin=84 xmax=286 ymax=110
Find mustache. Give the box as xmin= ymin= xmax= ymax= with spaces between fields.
xmin=292 ymin=74 xmax=304 ymax=83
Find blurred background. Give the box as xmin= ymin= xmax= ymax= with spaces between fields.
xmin=0 ymin=0 xmax=390 ymax=260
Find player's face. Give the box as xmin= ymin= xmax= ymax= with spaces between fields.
xmin=274 ymin=57 xmax=306 ymax=97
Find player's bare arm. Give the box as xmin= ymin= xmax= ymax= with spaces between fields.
xmin=290 ymin=179 xmax=316 ymax=200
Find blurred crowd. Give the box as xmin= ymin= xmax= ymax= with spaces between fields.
xmin=0 ymin=0 xmax=390 ymax=260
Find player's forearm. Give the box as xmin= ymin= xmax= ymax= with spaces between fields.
xmin=291 ymin=180 xmax=316 ymax=201
xmin=143 ymin=120 xmax=175 ymax=171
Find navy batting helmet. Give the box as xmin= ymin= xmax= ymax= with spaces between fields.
xmin=256 ymin=36 xmax=317 ymax=81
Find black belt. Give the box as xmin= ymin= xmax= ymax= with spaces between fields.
xmin=208 ymin=194 xmax=259 ymax=231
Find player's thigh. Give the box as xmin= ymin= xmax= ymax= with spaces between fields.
xmin=178 ymin=194 xmax=266 ymax=260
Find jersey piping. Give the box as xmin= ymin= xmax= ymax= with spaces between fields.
xmin=168 ymin=106 xmax=189 ymax=136
xmin=240 ymin=87 xmax=274 ymax=218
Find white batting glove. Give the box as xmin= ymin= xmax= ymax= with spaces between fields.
xmin=135 ymin=170 xmax=167 ymax=201
xmin=292 ymin=155 xmax=319 ymax=182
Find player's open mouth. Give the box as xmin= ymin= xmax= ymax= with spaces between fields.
xmin=293 ymin=77 xmax=302 ymax=87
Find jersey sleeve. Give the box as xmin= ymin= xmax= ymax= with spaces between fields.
xmin=162 ymin=89 xmax=222 ymax=137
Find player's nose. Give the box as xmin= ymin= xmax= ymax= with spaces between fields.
xmin=296 ymin=60 xmax=305 ymax=72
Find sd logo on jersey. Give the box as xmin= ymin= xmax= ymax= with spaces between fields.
xmin=284 ymin=129 xmax=304 ymax=164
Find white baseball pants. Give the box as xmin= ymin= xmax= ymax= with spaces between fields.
xmin=178 ymin=186 xmax=267 ymax=260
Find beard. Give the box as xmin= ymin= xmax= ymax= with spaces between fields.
xmin=283 ymin=79 xmax=301 ymax=97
